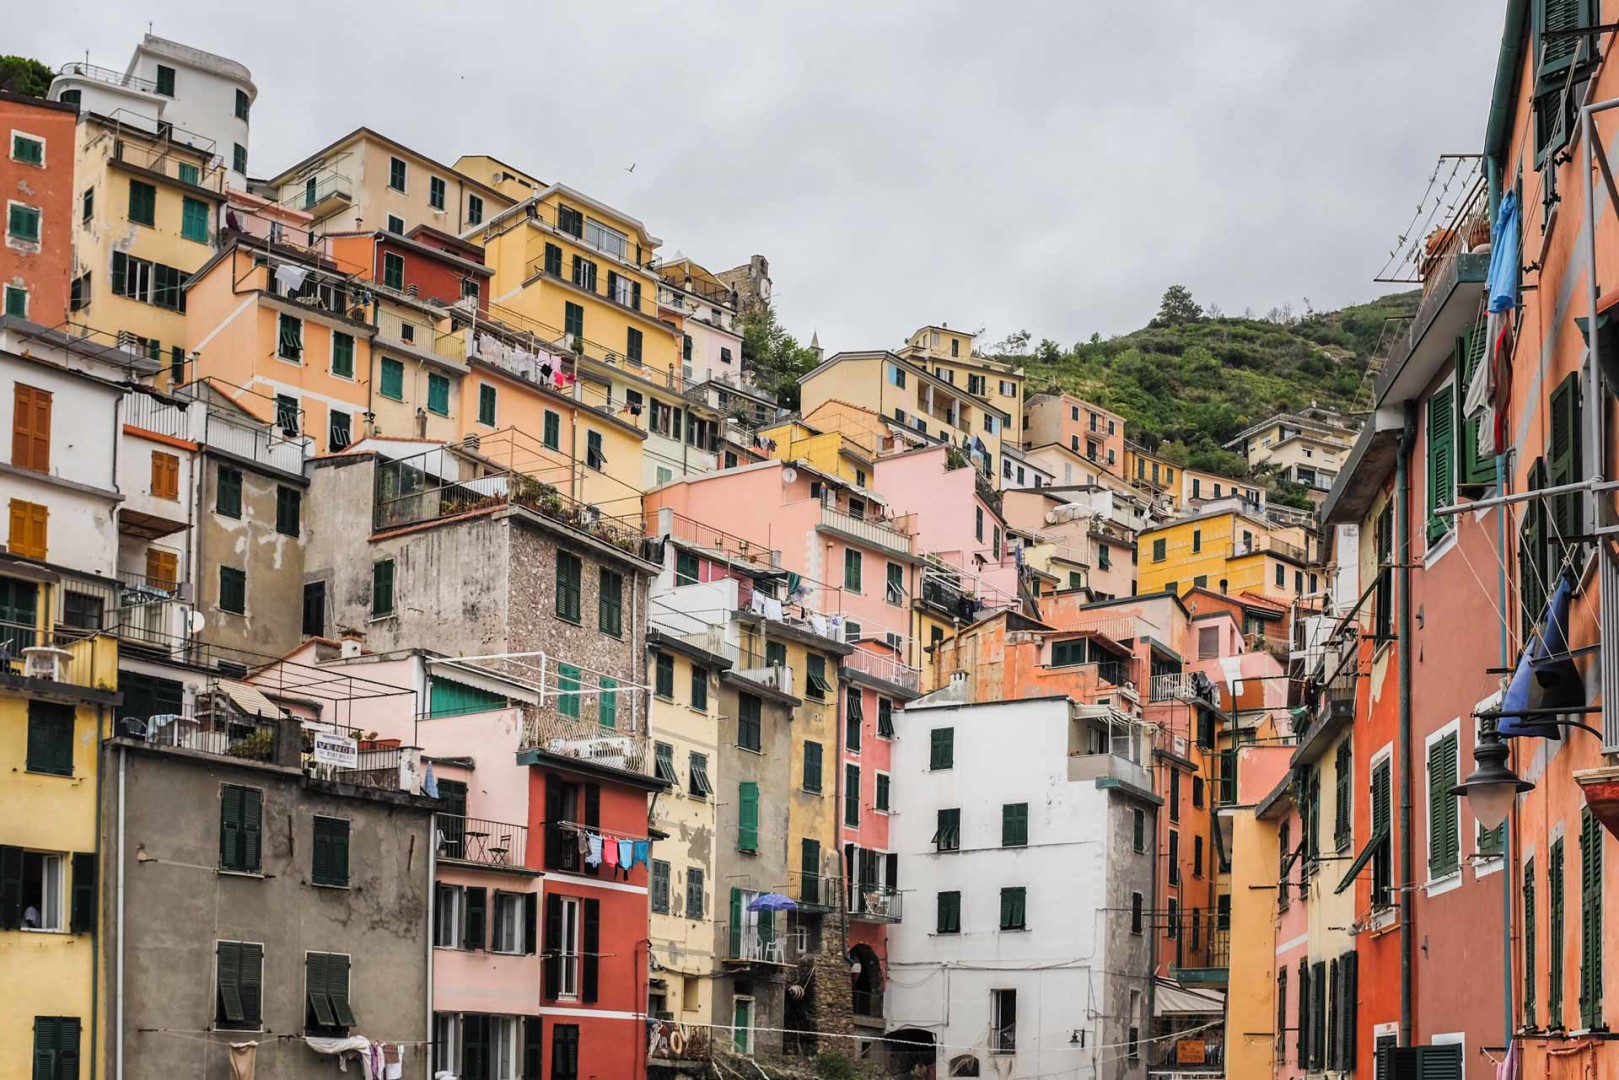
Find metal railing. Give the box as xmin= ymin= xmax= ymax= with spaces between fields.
xmin=720 ymin=921 xmax=803 ymax=964
xmin=56 ymin=61 xmax=162 ymax=94
xmin=2 ymin=628 xmax=114 ymax=692
xmin=852 ymin=988 xmax=884 ymax=1020
xmin=111 ymin=135 xmax=226 ymax=192
xmin=140 ymin=712 xmax=280 ymax=762
xmin=1227 ymin=535 xmax=1309 ymax=563
xmin=847 ymin=884 xmax=903 ymax=923
xmin=436 ymin=814 xmax=531 ymax=869
xmin=283 ymin=173 xmax=353 ymax=212
xmin=520 ymin=705 xmax=650 ymax=777
xmin=733 ymin=663 xmax=794 ymax=697
xmin=1150 ymin=672 xmax=1187 ymax=702
xmin=509 ymin=199 xmax=662 ymax=271
xmin=1095 ymin=659 xmax=1130 ymax=688
xmin=377 ymin=310 xmax=464 ymax=363
xmin=123 ymin=392 xmax=192 ymax=439
xmin=655 ymin=510 xmax=779 ymax=568
xmin=818 ymin=504 xmax=913 ymax=557
xmin=842 ymin=648 xmax=920 ymax=693
xmin=784 ymin=871 xmax=841 ymax=909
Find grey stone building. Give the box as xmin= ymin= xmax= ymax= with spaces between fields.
xmin=104 ymin=714 xmax=437 ymax=1080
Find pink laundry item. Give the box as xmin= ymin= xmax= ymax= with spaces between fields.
xmin=602 ymin=836 xmax=618 ymax=867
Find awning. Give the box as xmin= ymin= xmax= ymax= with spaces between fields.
xmin=217 ymin=679 xmax=284 ymax=720
xmin=1335 ymin=826 xmax=1389 ymax=895
xmin=1499 ymin=567 xmax=1579 ymax=738
xmin=1154 ymin=980 xmax=1225 ymax=1017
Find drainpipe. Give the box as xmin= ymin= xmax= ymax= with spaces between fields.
xmin=1396 ymin=402 xmax=1416 ymax=1047
xmin=426 ymin=812 xmax=436 ymax=1066
xmin=115 ymin=744 xmax=126 ymax=1080
xmin=89 ymin=719 xmax=103 ymax=1080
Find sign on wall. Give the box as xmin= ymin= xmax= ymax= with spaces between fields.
xmin=313 ymin=732 xmax=358 ymax=769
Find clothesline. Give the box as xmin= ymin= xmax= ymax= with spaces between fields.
xmin=557 ymin=819 xmax=653 ymax=843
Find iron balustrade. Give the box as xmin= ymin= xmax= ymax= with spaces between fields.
xmin=436 ymin=814 xmax=531 ymax=869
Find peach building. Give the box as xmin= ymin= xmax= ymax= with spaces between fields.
xmin=1023 ymin=391 xmax=1126 ymax=477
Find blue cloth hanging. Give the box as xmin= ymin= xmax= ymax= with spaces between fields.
xmin=1499 ymin=567 xmax=1579 ymax=737
xmin=1487 ymin=190 xmax=1520 ymax=315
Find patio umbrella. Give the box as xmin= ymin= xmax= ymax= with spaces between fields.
xmin=747 ymin=893 xmax=798 ymax=912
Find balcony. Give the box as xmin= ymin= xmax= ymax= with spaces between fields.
xmin=129 ymin=711 xmax=420 ymax=792
xmin=1227 ymin=535 xmax=1309 ymax=564
xmin=520 ymin=701 xmax=650 ymax=777
xmin=841 ymin=647 xmax=920 ymax=696
xmin=55 ymin=61 xmax=162 ymax=95
xmin=1149 ymin=672 xmax=1187 ymax=702
xmin=376 ymin=310 xmax=464 ymax=366
xmin=1 ymin=628 xmax=118 ymax=701
xmin=817 ymin=504 xmax=914 ymax=557
xmin=436 ymin=814 xmax=533 ymax=870
xmin=733 ymin=660 xmax=794 ymax=697
xmin=852 ymin=987 xmax=884 ymax=1021
xmin=847 ymin=884 xmax=902 ymax=923
xmin=784 ymin=871 xmax=841 ymax=912
xmin=1172 ymin=921 xmax=1230 ymax=985
xmin=721 ymin=921 xmax=804 ymax=965
xmin=285 ymin=173 xmax=353 ymax=220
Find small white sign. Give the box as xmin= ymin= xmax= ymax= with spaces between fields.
xmin=313 ymin=733 xmax=358 ymax=769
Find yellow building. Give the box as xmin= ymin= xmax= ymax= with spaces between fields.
xmin=0 ymin=561 xmax=119 ymax=1080
xmin=69 ymin=112 xmax=226 ymax=375
xmin=1225 ymin=407 xmax=1359 ymax=496
xmin=1221 ymin=750 xmax=1294 ymax=1080
xmin=758 ymin=418 xmax=877 ymax=488
xmin=645 ymin=628 xmax=730 ymax=1036
xmin=1137 ymin=507 xmax=1317 ymax=605
xmin=1123 ymin=442 xmax=1182 ymax=507
xmin=1180 ymin=467 xmax=1265 ymax=510
xmin=897 ymin=325 xmax=1024 ymax=444
xmin=798 ymin=351 xmax=1009 ymax=487
xmin=262 ymin=128 xmax=512 ymax=240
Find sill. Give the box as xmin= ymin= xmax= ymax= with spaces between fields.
xmin=1425 ymin=870 xmax=1463 ymax=897
xmin=217 ymin=869 xmax=265 ymax=879
xmin=736 ymin=848 xmax=758 ymax=857
xmin=380 ymin=394 xmax=404 ymax=403
xmin=654 ymin=694 xmax=675 ymax=703
xmin=220 ymin=609 xmax=247 ymax=619
xmin=311 ymin=881 xmax=351 ymax=890
xmin=1474 ymin=854 xmax=1505 ymax=878
xmin=24 ymin=769 xmax=73 ymax=779
xmin=432 ymin=944 xmax=464 ymax=951
xmin=367 ymin=613 xmax=397 ymax=624
xmin=276 ymin=355 xmax=303 ymax=366
xmin=212 ymin=1025 xmax=265 ymax=1035
xmin=19 ymin=926 xmax=67 ymax=934
xmin=556 ymin=616 xmax=582 ymax=626
xmin=802 ymin=787 xmax=822 ymax=796
xmin=1423 ymin=528 xmax=1457 ymax=570
xmin=737 ymin=745 xmax=762 ymax=755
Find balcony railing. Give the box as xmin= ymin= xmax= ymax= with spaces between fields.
xmin=852 ymin=987 xmax=884 ymax=1020
xmin=283 ymin=173 xmax=353 ymax=214
xmin=733 ymin=662 xmax=794 ymax=697
xmin=1150 ymin=672 xmax=1187 ymax=702
xmin=377 ymin=310 xmax=464 ymax=364
xmin=784 ymin=871 xmax=841 ymax=910
xmin=841 ymin=648 xmax=920 ymax=694
xmin=124 ymin=392 xmax=193 ymax=439
xmin=817 ymin=504 xmax=913 ymax=557
xmin=437 ymin=814 xmax=532 ymax=869
xmin=520 ymin=705 xmax=650 ymax=776
xmin=721 ymin=921 xmax=802 ymax=965
xmin=847 ymin=884 xmax=902 ymax=923
xmin=1 ymin=628 xmax=116 ymax=692
xmin=1227 ymin=535 xmax=1309 ymax=563
xmin=56 ymin=61 xmax=163 ymax=94
xmin=112 ymin=598 xmax=192 ymax=650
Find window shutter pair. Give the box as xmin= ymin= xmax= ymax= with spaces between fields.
xmin=1580 ymin=807 xmax=1604 ymax=1028
xmin=12 ymin=384 xmax=52 ymax=472
xmin=1457 ymin=319 xmax=1496 ymax=489
xmin=543 ymin=895 xmax=564 ymax=999
xmin=311 ymin=818 xmax=349 ymax=887
xmin=1550 ymin=838 xmax=1566 ymax=1023
xmin=801 ymin=839 xmax=821 ymax=903
xmin=729 ymin=887 xmax=744 ymax=959
xmin=738 ymin=782 xmax=760 ymax=851
xmin=845 ymin=692 xmax=863 ymax=750
xmin=220 ymin=785 xmax=263 ymax=873
xmin=581 ymin=898 xmax=600 ymax=1003
xmin=522 ymin=1017 xmax=543 ymax=1080
xmin=1427 ymin=734 xmax=1459 ymax=876
xmin=460 ymin=1015 xmax=490 ymax=1080
xmin=33 ymin=1017 xmax=81 ymax=1080
xmin=1547 ymin=373 xmax=1583 ymax=554
xmin=462 ymin=887 xmax=487 ymax=950
xmin=216 ymin=941 xmax=263 ymax=1027
xmin=306 ymin=952 xmax=354 ymax=1028
xmin=803 ymin=741 xmax=823 ymax=792
xmin=1002 ymin=803 xmax=1028 ymax=847
xmin=1426 ymin=383 xmax=1456 ymax=544
xmin=26 ymin=701 xmax=74 ymax=776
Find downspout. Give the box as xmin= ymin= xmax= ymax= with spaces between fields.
xmin=89 ymin=718 xmax=103 ymax=1080
xmin=115 ymin=745 xmax=126 ymax=1080
xmin=426 ymin=811 xmax=436 ymax=1066
xmin=1396 ymin=402 xmax=1416 ymax=1047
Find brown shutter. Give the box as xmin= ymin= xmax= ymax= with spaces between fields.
xmin=12 ymin=384 xmax=52 ymax=472
xmin=151 ymin=451 xmax=180 ymax=499
xmin=146 ymin=548 xmax=179 ymax=590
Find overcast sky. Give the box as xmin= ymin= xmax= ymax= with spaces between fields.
xmin=20 ymin=1 xmax=1501 ymax=350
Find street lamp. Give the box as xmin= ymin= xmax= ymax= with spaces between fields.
xmin=1449 ymin=720 xmax=1533 ymax=830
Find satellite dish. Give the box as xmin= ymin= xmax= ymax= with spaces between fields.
xmin=189 ymin=610 xmax=207 ymax=634
xmin=781 ymin=467 xmax=798 ymax=484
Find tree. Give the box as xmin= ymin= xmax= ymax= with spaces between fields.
xmin=1033 ymin=338 xmax=1063 ymax=365
xmin=0 ymin=57 xmax=53 ymax=98
xmin=738 ymin=302 xmax=820 ymax=411
xmin=990 ymin=329 xmax=1031 ymax=356
xmin=1155 ymin=285 xmax=1203 ymax=326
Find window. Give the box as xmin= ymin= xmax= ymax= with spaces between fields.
xmin=1549 ymin=835 xmax=1566 ymax=1025
xmin=219 ymin=566 xmax=246 ymax=614
xmin=557 ymin=664 xmax=581 ymax=719
xmin=1193 ymin=776 xmax=1205 ymax=808
xmin=4 ymin=284 xmax=27 ymax=317
xmin=845 ymin=688 xmax=863 ymax=751
xmin=387 ymin=214 xmax=404 ymax=235
xmin=467 ymin=194 xmax=484 ymax=225
xmin=1581 ymin=806 xmax=1603 ymax=1028
xmin=555 ymin=552 xmax=581 ymax=622
xmin=650 ymin=860 xmax=671 ymax=914
xmin=301 ymin=581 xmax=326 ymax=638
xmin=738 ymin=781 xmax=760 ymax=851
xmin=361 ymin=555 xmax=393 ymax=616
xmin=8 ymin=201 xmax=41 ymax=244
xmin=387 ymin=156 xmax=407 ymax=192
xmin=844 ymin=764 xmax=860 ymax=826
xmin=1426 ymin=381 xmax=1457 ymax=545
xmin=127 ymin=179 xmax=157 ymax=226
xmin=274 ymin=312 xmax=303 ymax=362
xmin=990 ymin=989 xmax=1017 ymax=1053
xmin=1194 ymin=835 xmax=1205 ymax=876
xmin=598 ymin=569 xmax=623 ymax=637
xmin=738 ymin=693 xmax=762 ymax=752
xmin=229 ymin=87 xmax=250 ymax=120
xmin=373 ymin=356 xmax=403 ymax=401
xmin=311 ymin=817 xmax=349 ymax=887
xmin=803 ymin=741 xmax=823 ymax=793
xmin=382 ymin=252 xmax=405 ymax=291
xmin=1131 ymin=892 xmax=1144 ymax=934
xmin=219 ymin=785 xmax=263 ymax=872
xmin=543 ymin=410 xmax=561 ymax=450
xmin=886 ymin=561 xmax=905 ymax=604
xmin=937 ymin=890 xmax=961 ymax=934
xmin=875 ymin=772 xmax=891 ymax=812
xmin=1167 ymin=898 xmax=1179 ymax=939
xmin=626 ymin=326 xmax=643 ymax=364
xmin=215 ymin=941 xmax=263 ymax=1029
xmin=11 ymin=133 xmax=43 ymax=166
xmin=551 ymin=1023 xmax=580 ymax=1080
xmin=888 ymin=363 xmax=907 ymax=388
xmin=215 ymin=466 xmax=243 ymax=518
xmin=1278 ymin=821 xmax=1291 ymax=910
xmin=571 ymin=255 xmax=597 ymax=293
xmin=181 ymin=196 xmax=209 ymax=242
xmin=877 ymin=697 xmax=895 ymax=738
xmin=477 ymin=383 xmax=497 ymax=426
xmin=1168 ymin=829 xmax=1180 ymax=885
xmin=1002 ymin=802 xmax=1029 ymax=847
xmin=1132 ymin=807 xmax=1146 ymax=852
xmin=305 ymin=952 xmax=355 ymax=1032
xmin=491 ymin=891 xmax=530 ymax=954
xmin=806 ymin=653 xmax=831 ymax=700
xmin=62 ymin=592 xmax=102 ymax=633
xmin=275 ymin=486 xmax=301 ymax=537
xmin=585 ymin=431 xmax=604 ymax=471
xmin=933 ymin=808 xmax=961 ymax=852
xmin=1276 ymin=563 xmax=1287 ymax=588
xmin=689 ymin=752 xmax=712 ymax=799
xmin=25 ymin=702 xmax=73 ymax=777
xmin=1152 ymin=537 xmax=1166 ymax=562
xmin=428 ymin=176 xmax=446 ymax=211
xmin=930 ymin=727 xmax=954 ymax=770
xmin=654 ymin=653 xmax=674 ymax=699
xmin=31 ymin=1016 xmax=81 ymax=1080
xmin=685 ymin=868 xmax=706 ymax=918
xmin=844 ymin=548 xmax=863 ymax=591
xmin=1170 ymin=770 xmax=1181 ymax=821
xmin=233 ymin=144 xmax=247 ymax=175
xmin=1427 ymin=729 xmax=1460 ymax=878
xmin=1525 ymin=856 xmax=1539 ymax=1028
xmin=417 ymin=371 xmax=447 ymax=416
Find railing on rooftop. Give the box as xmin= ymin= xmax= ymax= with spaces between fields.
xmin=377 ymin=310 xmax=465 ymax=364
xmin=123 ymin=391 xmax=192 ymax=440
xmin=658 ymin=272 xmax=736 ymax=309
xmin=1149 ymin=672 xmax=1187 ymax=702
xmin=1227 ymin=535 xmax=1310 ymax=564
xmin=783 ymin=870 xmax=841 ymax=910
xmin=654 ymin=511 xmax=780 ymax=568
xmin=133 ymin=712 xmax=418 ymax=792
xmin=109 ymin=133 xmax=226 ymax=192
xmin=437 ymin=814 xmax=532 ymax=869
xmin=842 ymin=648 xmax=921 ymax=694
xmin=0 ymin=628 xmax=115 ymax=692
xmin=733 ymin=662 xmax=794 ymax=698
xmin=56 ymin=61 xmax=162 ymax=94
xmin=519 ymin=702 xmax=650 ymax=776
xmin=818 ymin=504 xmax=913 ymax=557
xmin=511 ymin=199 xmax=662 ymax=271
xmin=280 ymin=173 xmax=354 ymax=213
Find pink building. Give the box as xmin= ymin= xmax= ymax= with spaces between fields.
xmin=871 ymin=444 xmax=1019 ymax=602
xmin=1023 ymin=391 xmax=1127 ymax=477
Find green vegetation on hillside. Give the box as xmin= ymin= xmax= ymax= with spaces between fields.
xmin=0 ymin=57 xmax=53 ymax=98
xmin=991 ymin=287 xmax=1419 ymax=484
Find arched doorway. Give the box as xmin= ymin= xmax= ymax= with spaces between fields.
xmin=885 ymin=1027 xmax=937 ymax=1077
xmin=849 ymin=943 xmax=883 ymax=1020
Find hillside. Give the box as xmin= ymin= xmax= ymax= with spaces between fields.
xmin=990 ymin=289 xmax=1420 ymax=488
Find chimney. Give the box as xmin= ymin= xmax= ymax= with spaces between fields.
xmin=339 ymin=630 xmax=364 ymax=659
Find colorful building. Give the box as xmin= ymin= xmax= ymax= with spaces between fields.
xmin=1226 ymin=407 xmax=1361 ymax=504
xmin=1022 ymin=391 xmax=1126 ymax=477
xmin=1123 ymin=442 xmax=1182 ymax=507
xmin=1137 ymin=503 xmax=1319 ymax=606
xmin=897 ymin=325 xmax=1025 ymax=445
xmin=1 ymin=92 xmax=78 ymax=326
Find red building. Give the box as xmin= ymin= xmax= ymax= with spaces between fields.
xmin=329 ymin=223 xmax=493 ymax=309
xmin=525 ymin=750 xmax=666 ymax=1079
xmin=0 ymin=91 xmax=78 ymax=325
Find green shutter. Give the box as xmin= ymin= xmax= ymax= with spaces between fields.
xmin=217 ymin=941 xmax=246 ymax=1023
xmin=1525 ymin=857 xmax=1538 ymax=1028
xmin=1521 ymin=461 xmax=1549 ymax=641
xmin=729 ymin=888 xmax=743 ymax=958
xmin=1550 ymin=838 xmax=1566 ymax=1024
xmin=26 ymin=701 xmax=74 ymax=776
xmin=1547 ymin=373 xmax=1583 ymax=550
xmin=380 ymin=358 xmax=404 ymax=400
xmin=1458 ymin=320 xmax=1496 ymax=487
xmin=930 ymin=727 xmax=954 ymax=770
xmin=556 ymin=552 xmax=581 ymax=621
xmin=558 ymin=664 xmax=581 ymax=719
xmin=1003 ymin=802 xmax=1028 ymax=847
xmin=801 ymin=839 xmax=820 ymax=904
xmin=479 ymin=384 xmax=496 ymax=426
xmin=598 ymin=676 xmax=617 ymax=729
xmin=372 ymin=560 xmax=394 ymax=616
xmin=844 ymin=548 xmax=862 ymax=591
xmin=1426 ymin=383 xmax=1456 ymax=543
xmin=738 ymin=782 xmax=759 ymax=852
xmin=1581 ymin=807 xmax=1604 ymax=1028
xmin=181 ymin=196 xmax=210 ymax=242
xmin=543 ymin=411 xmax=560 ymax=449
xmin=803 ymin=741 xmax=823 ymax=792
xmin=1428 ymin=733 xmax=1459 ymax=876
xmin=427 ymin=373 xmax=449 ymax=415
xmin=313 ymin=817 xmax=349 ymax=886
xmin=598 ymin=570 xmax=622 ymax=637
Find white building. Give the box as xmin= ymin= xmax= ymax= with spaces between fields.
xmin=886 ymin=687 xmax=1157 ymax=1080
xmin=49 ymin=34 xmax=256 ymax=188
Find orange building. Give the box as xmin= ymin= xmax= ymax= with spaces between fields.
xmin=1 ymin=91 xmax=78 ymax=325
